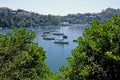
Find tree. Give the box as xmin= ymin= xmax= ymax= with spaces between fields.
xmin=60 ymin=15 xmax=120 ymax=80
xmin=0 ymin=28 xmax=50 ymax=80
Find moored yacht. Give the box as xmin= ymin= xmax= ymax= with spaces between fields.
xmin=54 ymin=39 xmax=69 ymax=44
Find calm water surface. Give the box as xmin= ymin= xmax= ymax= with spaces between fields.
xmin=34 ymin=26 xmax=84 ymax=72
xmin=0 ymin=26 xmax=85 ymax=72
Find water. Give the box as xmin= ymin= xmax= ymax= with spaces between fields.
xmin=0 ymin=26 xmax=85 ymax=72
xmin=34 ymin=26 xmax=84 ymax=72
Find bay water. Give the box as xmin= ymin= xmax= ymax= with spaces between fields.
xmin=34 ymin=26 xmax=83 ymax=72
xmin=0 ymin=26 xmax=84 ymax=72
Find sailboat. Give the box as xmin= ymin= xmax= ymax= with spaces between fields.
xmin=42 ymin=32 xmax=55 ymax=40
xmin=53 ymin=27 xmax=64 ymax=35
xmin=53 ymin=32 xmax=64 ymax=35
xmin=54 ymin=27 xmax=69 ymax=44
xmin=43 ymin=37 xmax=55 ymax=40
xmin=42 ymin=35 xmax=55 ymax=40
xmin=54 ymin=39 xmax=69 ymax=44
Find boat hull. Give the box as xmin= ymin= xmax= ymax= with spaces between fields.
xmin=73 ymin=39 xmax=77 ymax=42
xmin=53 ymin=33 xmax=64 ymax=35
xmin=43 ymin=37 xmax=55 ymax=40
xmin=54 ymin=40 xmax=69 ymax=44
xmin=63 ymin=35 xmax=68 ymax=38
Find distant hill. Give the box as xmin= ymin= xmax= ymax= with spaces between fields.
xmin=60 ymin=8 xmax=120 ymax=25
xmin=0 ymin=7 xmax=120 ymax=28
xmin=0 ymin=7 xmax=60 ymax=28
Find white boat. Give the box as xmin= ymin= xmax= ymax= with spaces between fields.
xmin=41 ymin=34 xmax=48 ymax=37
xmin=54 ymin=39 xmax=69 ymax=44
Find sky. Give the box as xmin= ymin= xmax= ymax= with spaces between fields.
xmin=0 ymin=0 xmax=120 ymax=16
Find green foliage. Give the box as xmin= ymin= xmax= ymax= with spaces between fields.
xmin=60 ymin=8 xmax=120 ymax=25
xmin=0 ymin=7 xmax=60 ymax=28
xmin=0 ymin=28 xmax=50 ymax=80
xmin=0 ymin=7 xmax=120 ymax=28
xmin=61 ymin=15 xmax=120 ymax=80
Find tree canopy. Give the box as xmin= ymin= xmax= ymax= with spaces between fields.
xmin=60 ymin=15 xmax=120 ymax=80
xmin=0 ymin=7 xmax=60 ymax=28
xmin=0 ymin=7 xmax=120 ymax=28
xmin=1 ymin=15 xmax=120 ymax=80
xmin=0 ymin=28 xmax=50 ymax=80
xmin=60 ymin=8 xmax=120 ymax=25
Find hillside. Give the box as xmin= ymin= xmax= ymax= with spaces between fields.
xmin=60 ymin=8 xmax=120 ymax=25
xmin=0 ymin=7 xmax=60 ymax=28
xmin=0 ymin=7 xmax=120 ymax=28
